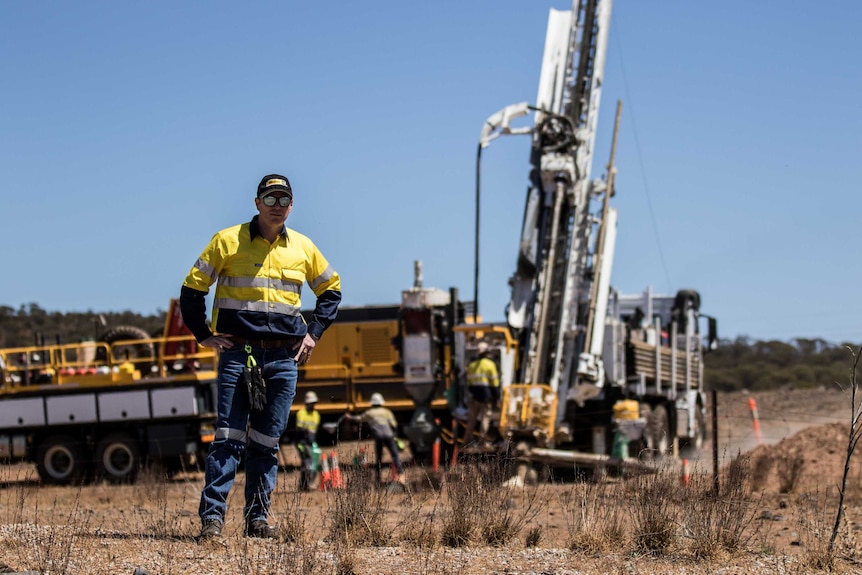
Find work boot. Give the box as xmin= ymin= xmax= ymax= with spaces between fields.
xmin=199 ymin=519 xmax=223 ymax=539
xmin=245 ymin=519 xmax=278 ymax=539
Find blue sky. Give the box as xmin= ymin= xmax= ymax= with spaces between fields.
xmin=2 ymin=1 xmax=860 ymax=345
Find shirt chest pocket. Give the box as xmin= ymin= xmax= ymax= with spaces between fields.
xmin=278 ymin=269 xmax=305 ymax=304
xmin=223 ymin=255 xmax=261 ymax=278
xmin=220 ymin=261 xmax=265 ymax=294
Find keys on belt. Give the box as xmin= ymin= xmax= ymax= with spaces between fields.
xmin=227 ymin=336 xmax=301 ymax=349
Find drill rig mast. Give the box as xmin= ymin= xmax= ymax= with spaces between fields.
xmin=478 ymin=0 xmax=714 ymax=458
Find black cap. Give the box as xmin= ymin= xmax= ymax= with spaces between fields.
xmin=257 ymin=174 xmax=292 ymax=198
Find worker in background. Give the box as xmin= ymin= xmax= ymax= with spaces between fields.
xmin=461 ymin=342 xmax=500 ymax=447
xmin=295 ymin=391 xmax=321 ymax=491
xmin=180 ymin=174 xmax=342 ymax=539
xmin=346 ymin=393 xmax=406 ymax=485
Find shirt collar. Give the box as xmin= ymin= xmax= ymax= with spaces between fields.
xmin=249 ymin=215 xmax=288 ymax=242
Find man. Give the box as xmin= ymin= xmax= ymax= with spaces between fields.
xmin=461 ymin=342 xmax=500 ymax=446
xmin=294 ymin=390 xmax=321 ymax=491
xmin=347 ymin=393 xmax=406 ymax=485
xmin=180 ymin=174 xmax=341 ymax=539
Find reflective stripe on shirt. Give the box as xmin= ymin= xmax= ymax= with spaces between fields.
xmin=214 ymin=297 xmax=302 ymax=316
xmin=182 ymin=216 xmax=341 ymax=340
xmin=466 ymin=357 xmax=500 ymax=388
xmin=296 ymin=409 xmax=320 ymax=432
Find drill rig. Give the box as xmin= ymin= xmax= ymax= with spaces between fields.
xmin=472 ymin=0 xmax=717 ymax=465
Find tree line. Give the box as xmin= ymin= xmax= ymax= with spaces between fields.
xmin=0 ymin=304 xmax=166 ymax=349
xmin=704 ymin=336 xmax=858 ymax=391
xmin=0 ymin=304 xmax=857 ymax=392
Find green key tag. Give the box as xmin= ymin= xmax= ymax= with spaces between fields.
xmin=242 ymin=344 xmax=267 ymax=410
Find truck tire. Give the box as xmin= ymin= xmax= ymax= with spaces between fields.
xmin=36 ymin=435 xmax=87 ymax=485
xmin=97 ymin=325 xmax=155 ymax=371
xmin=96 ymin=433 xmax=140 ymax=483
xmin=680 ymin=408 xmax=707 ymax=453
xmin=646 ymin=404 xmax=671 ymax=458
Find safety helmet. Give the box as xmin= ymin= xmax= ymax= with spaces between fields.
xmin=370 ymin=392 xmax=385 ymax=406
xmin=477 ymin=342 xmax=489 ymax=355
xmin=304 ymin=391 xmax=319 ymax=404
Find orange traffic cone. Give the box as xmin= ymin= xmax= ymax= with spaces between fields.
xmin=330 ymin=450 xmax=343 ymax=489
xmin=748 ymin=397 xmax=762 ymax=445
xmin=318 ymin=453 xmax=331 ymax=491
xmin=680 ymin=458 xmax=691 ymax=486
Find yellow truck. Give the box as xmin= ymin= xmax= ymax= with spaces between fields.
xmin=0 ymin=302 xmax=219 ymax=484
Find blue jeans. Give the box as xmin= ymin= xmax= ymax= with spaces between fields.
xmin=374 ymin=436 xmax=404 ymax=482
xmin=199 ymin=346 xmax=297 ymax=525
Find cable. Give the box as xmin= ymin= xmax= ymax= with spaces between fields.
xmin=474 ymin=143 xmax=482 ymax=324
xmin=611 ymin=16 xmax=673 ymax=292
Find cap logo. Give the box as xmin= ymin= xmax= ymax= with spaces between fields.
xmin=265 ymin=178 xmax=287 ymax=188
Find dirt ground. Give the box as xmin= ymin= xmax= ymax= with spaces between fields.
xmin=0 ymin=387 xmax=860 ymax=575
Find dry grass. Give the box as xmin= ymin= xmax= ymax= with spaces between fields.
xmin=750 ymin=451 xmax=774 ymax=492
xmin=681 ymin=454 xmax=761 ymax=560
xmin=629 ymin=464 xmax=680 ymax=555
xmin=794 ymin=490 xmax=848 ymax=572
xmin=776 ymin=448 xmax=806 ymax=494
xmin=327 ymin=466 xmax=392 ymax=547
xmin=0 ymin=432 xmax=861 ymax=574
xmin=563 ymin=478 xmax=627 ymax=553
xmin=439 ymin=455 xmax=547 ymax=549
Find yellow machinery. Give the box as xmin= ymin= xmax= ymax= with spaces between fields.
xmin=293 ymin=307 xmax=452 ymax=423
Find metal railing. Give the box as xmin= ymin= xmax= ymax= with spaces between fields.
xmin=0 ymin=335 xmax=217 ymax=390
xmin=499 ymin=383 xmax=558 ymax=444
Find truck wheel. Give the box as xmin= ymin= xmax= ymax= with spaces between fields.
xmin=646 ymin=404 xmax=671 ymax=458
xmin=96 ymin=433 xmax=140 ymax=483
xmin=680 ymin=408 xmax=707 ymax=452
xmin=97 ymin=325 xmax=155 ymax=372
xmin=36 ymin=435 xmax=87 ymax=485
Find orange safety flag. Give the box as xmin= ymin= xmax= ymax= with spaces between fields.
xmin=329 ymin=451 xmax=343 ymax=489
xmin=318 ymin=453 xmax=331 ymax=491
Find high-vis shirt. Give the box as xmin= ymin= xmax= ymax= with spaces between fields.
xmin=180 ymin=216 xmax=341 ymax=342
xmin=295 ymin=408 xmax=320 ymax=434
xmin=466 ymin=357 xmax=500 ymax=389
xmin=359 ymin=407 xmax=398 ymax=440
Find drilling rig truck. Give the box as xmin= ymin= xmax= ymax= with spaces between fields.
xmin=465 ymin=0 xmax=718 ymax=466
xmin=383 ymin=0 xmax=718 ymax=470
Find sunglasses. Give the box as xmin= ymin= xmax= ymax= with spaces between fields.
xmin=261 ymin=195 xmax=292 ymax=207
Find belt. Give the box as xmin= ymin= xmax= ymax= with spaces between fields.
xmin=227 ymin=336 xmax=301 ymax=349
